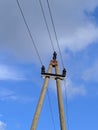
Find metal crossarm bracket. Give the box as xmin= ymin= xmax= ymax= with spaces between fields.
xmin=41 ymin=72 xmax=65 ymax=80
xmin=41 ymin=60 xmax=66 ymax=80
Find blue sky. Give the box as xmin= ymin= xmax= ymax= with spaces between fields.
xmin=0 ymin=0 xmax=98 ymax=130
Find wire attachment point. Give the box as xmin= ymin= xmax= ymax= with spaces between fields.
xmin=41 ymin=65 xmax=45 ymax=74
xmin=62 ymin=68 xmax=66 ymax=77
xmin=53 ymin=51 xmax=57 ymax=60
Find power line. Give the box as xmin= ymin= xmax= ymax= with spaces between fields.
xmin=16 ymin=0 xmax=43 ymax=65
xmin=46 ymin=0 xmax=64 ymax=68
xmin=47 ymin=88 xmax=56 ymax=130
xmin=38 ymin=0 xmax=55 ymax=52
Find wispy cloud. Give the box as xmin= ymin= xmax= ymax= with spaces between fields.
xmin=60 ymin=23 xmax=98 ymax=52
xmin=0 ymin=64 xmax=25 ymax=81
xmin=0 ymin=88 xmax=34 ymax=103
xmin=62 ymin=79 xmax=86 ymax=99
xmin=82 ymin=61 xmax=98 ymax=82
xmin=49 ymin=79 xmax=86 ymax=99
xmin=0 ymin=121 xmax=6 ymax=130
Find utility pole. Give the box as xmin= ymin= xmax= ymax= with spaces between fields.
xmin=30 ymin=52 xmax=67 ymax=130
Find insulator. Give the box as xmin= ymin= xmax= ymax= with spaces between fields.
xmin=62 ymin=68 xmax=66 ymax=77
xmin=53 ymin=51 xmax=57 ymax=60
xmin=41 ymin=65 xmax=45 ymax=74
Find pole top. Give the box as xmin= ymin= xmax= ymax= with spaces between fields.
xmin=53 ymin=51 xmax=57 ymax=60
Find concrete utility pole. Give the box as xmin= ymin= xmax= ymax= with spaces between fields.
xmin=30 ymin=52 xmax=67 ymax=130
xmin=55 ymin=65 xmax=66 ymax=130
xmin=30 ymin=64 xmax=52 ymax=130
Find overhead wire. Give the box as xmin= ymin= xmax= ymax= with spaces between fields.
xmin=16 ymin=0 xmax=43 ymax=66
xmin=16 ymin=0 xmax=56 ymax=129
xmin=38 ymin=1 xmax=56 ymax=129
xmin=46 ymin=0 xmax=64 ymax=68
xmin=46 ymin=0 xmax=70 ymax=129
xmin=16 ymin=0 xmax=69 ymax=129
xmin=38 ymin=0 xmax=55 ymax=52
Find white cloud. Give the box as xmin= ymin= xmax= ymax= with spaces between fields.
xmin=62 ymin=79 xmax=86 ymax=99
xmin=0 ymin=121 xmax=6 ymax=130
xmin=0 ymin=64 xmax=25 ymax=80
xmin=82 ymin=61 xmax=98 ymax=82
xmin=60 ymin=24 xmax=98 ymax=52
xmin=0 ymin=88 xmax=34 ymax=103
xmin=0 ymin=0 xmax=98 ymax=62
xmin=49 ymin=79 xmax=86 ymax=99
